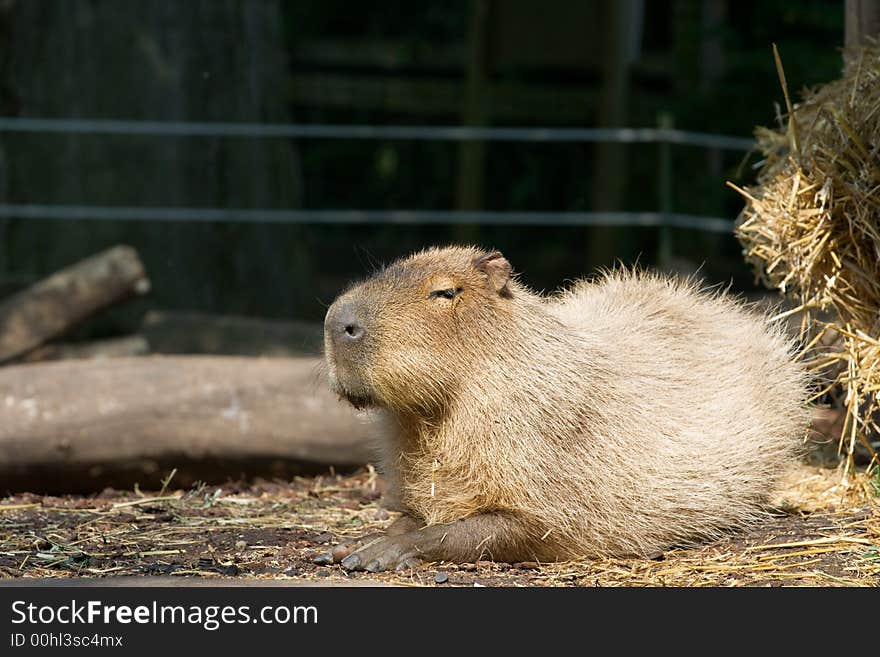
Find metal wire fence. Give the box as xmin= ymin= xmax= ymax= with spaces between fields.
xmin=0 ymin=117 xmax=754 ymax=232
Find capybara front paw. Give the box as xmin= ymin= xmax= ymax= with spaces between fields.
xmin=313 ymin=533 xmax=384 ymax=566
xmin=338 ymin=535 xmax=424 ymax=573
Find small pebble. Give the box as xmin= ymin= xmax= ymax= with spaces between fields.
xmin=434 ymin=572 xmax=449 ymax=584
xmin=234 ymin=540 xmax=247 ymax=552
xmin=374 ymin=508 xmax=390 ymax=521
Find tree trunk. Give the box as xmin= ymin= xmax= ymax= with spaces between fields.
xmin=0 ymin=1 xmax=309 ymax=323
xmin=455 ymin=0 xmax=493 ymax=245
xmin=845 ymin=0 xmax=880 ymax=53
xmin=589 ymin=0 xmax=641 ymax=268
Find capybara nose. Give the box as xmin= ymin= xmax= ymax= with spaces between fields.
xmin=328 ymin=302 xmax=365 ymax=344
xmin=342 ymin=319 xmax=364 ymax=341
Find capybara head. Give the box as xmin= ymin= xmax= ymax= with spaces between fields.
xmin=324 ymin=246 xmax=513 ymax=412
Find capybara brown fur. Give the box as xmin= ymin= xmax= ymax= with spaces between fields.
xmin=317 ymin=246 xmax=811 ymax=572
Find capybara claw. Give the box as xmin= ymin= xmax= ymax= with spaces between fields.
xmin=340 ymin=554 xmax=362 ymax=571
xmin=312 ymin=551 xmax=334 ymax=565
xmin=395 ymin=557 xmax=423 ymax=572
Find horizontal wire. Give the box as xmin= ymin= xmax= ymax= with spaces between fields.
xmin=0 ymin=117 xmax=755 ymax=150
xmin=0 ymin=204 xmax=736 ymax=233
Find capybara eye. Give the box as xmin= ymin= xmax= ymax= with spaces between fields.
xmin=430 ymin=287 xmax=463 ymax=300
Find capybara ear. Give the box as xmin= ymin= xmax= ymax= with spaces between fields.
xmin=473 ymin=251 xmax=512 ymax=295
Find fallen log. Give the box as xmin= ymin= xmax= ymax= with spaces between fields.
xmin=142 ymin=311 xmax=323 ymax=356
xmin=19 ymin=334 xmax=149 ymax=362
xmin=0 ymin=356 xmax=375 ymax=493
xmin=0 ymin=245 xmax=150 ymax=363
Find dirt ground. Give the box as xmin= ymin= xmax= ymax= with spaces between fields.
xmin=1 ymin=462 xmax=878 ymax=587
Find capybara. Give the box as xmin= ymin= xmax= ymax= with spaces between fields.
xmin=316 ymin=246 xmax=810 ymax=572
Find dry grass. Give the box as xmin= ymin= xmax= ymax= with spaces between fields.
xmin=1 ymin=463 xmax=877 ymax=587
xmin=731 ymin=42 xmax=880 ymax=478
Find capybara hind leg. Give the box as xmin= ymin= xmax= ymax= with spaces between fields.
xmin=313 ymin=514 xmax=422 ymax=565
xmin=337 ymin=513 xmax=539 ymax=572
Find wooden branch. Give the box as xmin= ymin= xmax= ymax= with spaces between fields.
xmin=141 ymin=311 xmax=323 ymax=356
xmin=19 ymin=335 xmax=149 ymax=362
xmin=0 ymin=245 xmax=150 ymax=364
xmin=0 ymin=356 xmax=375 ymax=493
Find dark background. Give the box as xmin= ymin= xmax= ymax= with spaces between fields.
xmin=0 ymin=1 xmax=845 ymax=332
